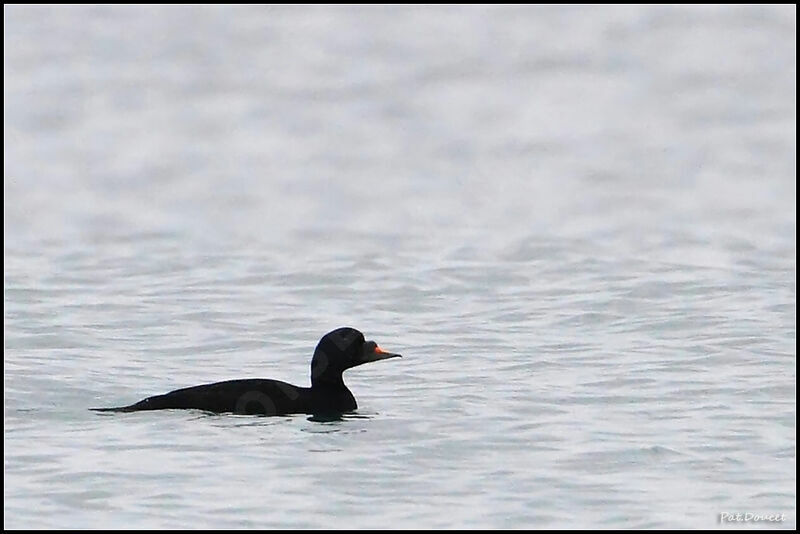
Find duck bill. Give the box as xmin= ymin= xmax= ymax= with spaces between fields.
xmin=360 ymin=344 xmax=402 ymax=364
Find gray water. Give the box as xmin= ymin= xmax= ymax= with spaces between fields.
xmin=4 ymin=6 xmax=796 ymax=529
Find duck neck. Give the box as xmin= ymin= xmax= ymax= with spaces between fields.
xmin=309 ymin=372 xmax=357 ymax=413
xmin=311 ymin=371 xmax=347 ymax=390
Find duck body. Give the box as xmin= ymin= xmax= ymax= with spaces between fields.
xmin=104 ymin=379 xmax=355 ymax=415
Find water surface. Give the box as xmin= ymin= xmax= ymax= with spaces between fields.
xmin=4 ymin=5 xmax=796 ymax=529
